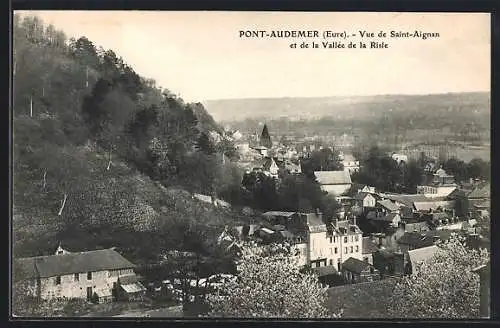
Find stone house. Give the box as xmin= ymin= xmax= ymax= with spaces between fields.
xmin=14 ymin=245 xmax=145 ymax=303
xmin=341 ymin=257 xmax=379 ymax=284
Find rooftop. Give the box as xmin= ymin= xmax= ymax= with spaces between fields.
xmin=377 ymin=200 xmax=400 ymax=212
xmin=342 ymin=257 xmax=373 ymax=274
xmin=408 ymin=245 xmax=439 ymax=273
xmin=314 ymin=170 xmax=352 ymax=185
xmin=15 ymin=248 xmax=135 ymax=279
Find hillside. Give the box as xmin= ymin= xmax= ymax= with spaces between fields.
xmin=203 ymin=93 xmax=490 ymax=123
xmin=12 ymin=14 xmax=248 ymax=264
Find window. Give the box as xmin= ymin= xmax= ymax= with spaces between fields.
xmin=345 ymin=247 xmax=348 ymax=254
xmin=329 ymin=259 xmax=333 ymax=265
xmin=344 ymin=236 xmax=348 ymax=243
xmin=55 ymin=276 xmax=61 ymax=285
xmin=351 ymin=236 xmax=354 ymax=242
xmin=87 ymin=271 xmax=92 ymax=280
xmin=355 ymin=235 xmax=359 ymax=242
xmin=74 ymin=273 xmax=79 ymax=282
xmin=350 ymin=246 xmax=353 ymax=253
xmin=329 ymin=237 xmax=333 ymax=243
xmin=334 ymin=247 xmax=338 ymax=254
xmin=355 ymin=245 xmax=359 ymax=252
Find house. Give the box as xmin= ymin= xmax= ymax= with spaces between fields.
xmin=359 ymin=185 xmax=376 ymax=194
xmin=406 ymin=245 xmax=439 ymax=274
xmin=313 ymin=265 xmax=343 ymax=287
xmin=391 ymin=153 xmax=408 ymax=165
xmin=472 ymin=262 xmax=490 ymax=318
xmin=14 ymin=246 xmax=145 ymax=303
xmin=397 ymin=230 xmax=453 ymax=252
xmin=417 ymin=167 xmax=457 ymax=198
xmin=353 ymin=192 xmax=377 ymax=210
xmin=371 ymin=213 xmax=402 ymax=230
xmin=341 ymin=153 xmax=360 ymax=174
xmin=362 ymin=237 xmax=379 ymax=265
xmin=467 ymin=182 xmax=490 ymax=218
xmin=280 ymin=159 xmax=302 ymax=175
xmin=372 ymin=249 xmax=405 ymax=277
xmin=341 ymin=257 xmax=379 ymax=284
xmin=252 ymin=157 xmax=279 ymax=177
xmin=376 ymin=199 xmax=400 ymax=214
xmin=314 ymin=170 xmax=352 ymax=196
xmin=251 ymin=145 xmax=268 ymax=157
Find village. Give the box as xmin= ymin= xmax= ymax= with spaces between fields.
xmin=13 ymin=123 xmax=491 ymax=318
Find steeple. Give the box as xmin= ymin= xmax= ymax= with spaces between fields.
xmin=260 ymin=124 xmax=272 ymax=149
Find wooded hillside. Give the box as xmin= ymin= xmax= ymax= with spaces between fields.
xmin=12 ymin=14 xmax=245 ymax=263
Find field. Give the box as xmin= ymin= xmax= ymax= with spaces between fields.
xmin=327 ymin=278 xmax=398 ymax=319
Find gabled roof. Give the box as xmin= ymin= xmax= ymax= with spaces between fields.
xmin=314 ymin=170 xmax=352 ymax=185
xmin=15 ymin=249 xmax=135 ymax=279
xmin=408 ymin=245 xmax=439 ymax=273
xmin=342 ymin=257 xmax=372 ymax=274
xmin=353 ymin=192 xmax=375 ymax=201
xmin=468 ymin=183 xmax=490 ymax=199
xmin=474 ymin=200 xmax=490 ymax=208
xmin=377 ymin=200 xmax=400 ymax=212
xmin=362 ymin=237 xmax=379 ymax=255
xmin=303 ymin=213 xmax=327 ymax=232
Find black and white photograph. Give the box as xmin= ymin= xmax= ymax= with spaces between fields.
xmin=11 ymin=11 xmax=491 ymax=319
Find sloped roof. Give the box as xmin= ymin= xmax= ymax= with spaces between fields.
xmin=262 ymin=211 xmax=297 ymax=218
xmin=377 ymin=200 xmax=400 ymax=212
xmin=15 ymin=249 xmax=135 ymax=279
xmin=342 ymin=257 xmax=372 ymax=274
xmin=468 ymin=183 xmax=490 ymax=199
xmin=373 ymin=213 xmax=400 ymax=222
xmin=383 ymin=194 xmax=429 ymax=207
xmin=408 ymin=245 xmax=439 ymax=273
xmin=314 ymin=170 xmax=352 ymax=185
xmin=313 ymin=265 xmax=338 ymax=277
xmin=397 ymin=232 xmax=435 ymax=248
xmin=362 ymin=237 xmax=379 ymax=255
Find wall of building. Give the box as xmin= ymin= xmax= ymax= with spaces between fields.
xmin=39 ymin=269 xmax=135 ymax=300
xmin=363 ymin=196 xmax=376 ymax=208
xmin=321 ymin=184 xmax=351 ymax=196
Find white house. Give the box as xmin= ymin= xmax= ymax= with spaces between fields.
xmin=314 ymin=170 xmax=352 ymax=196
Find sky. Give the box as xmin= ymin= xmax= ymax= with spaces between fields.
xmin=17 ymin=11 xmax=490 ymax=103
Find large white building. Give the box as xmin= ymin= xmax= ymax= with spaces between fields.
xmin=314 ymin=170 xmax=352 ymax=196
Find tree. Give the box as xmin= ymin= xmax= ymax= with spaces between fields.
xmin=467 ymin=158 xmax=490 ymax=181
xmin=300 ymin=148 xmax=343 ymax=177
xmin=206 ymin=243 xmax=339 ymax=318
xmin=387 ymin=234 xmax=489 ymax=318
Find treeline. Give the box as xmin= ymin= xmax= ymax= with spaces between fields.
xmin=12 ymin=14 xmax=244 ymax=260
xmin=350 ymin=146 xmax=490 ymax=194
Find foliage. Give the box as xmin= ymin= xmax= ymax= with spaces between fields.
xmin=300 ymin=148 xmax=343 ymax=177
xmin=387 ymin=234 xmax=489 ymax=318
xmin=206 ymin=243 xmax=339 ymax=318
xmin=442 ymin=157 xmax=490 ymax=183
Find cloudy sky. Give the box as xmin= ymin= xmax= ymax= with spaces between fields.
xmin=18 ymin=11 xmax=490 ymax=102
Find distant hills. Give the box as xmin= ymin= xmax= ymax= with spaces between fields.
xmin=203 ymin=92 xmax=490 ymax=123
